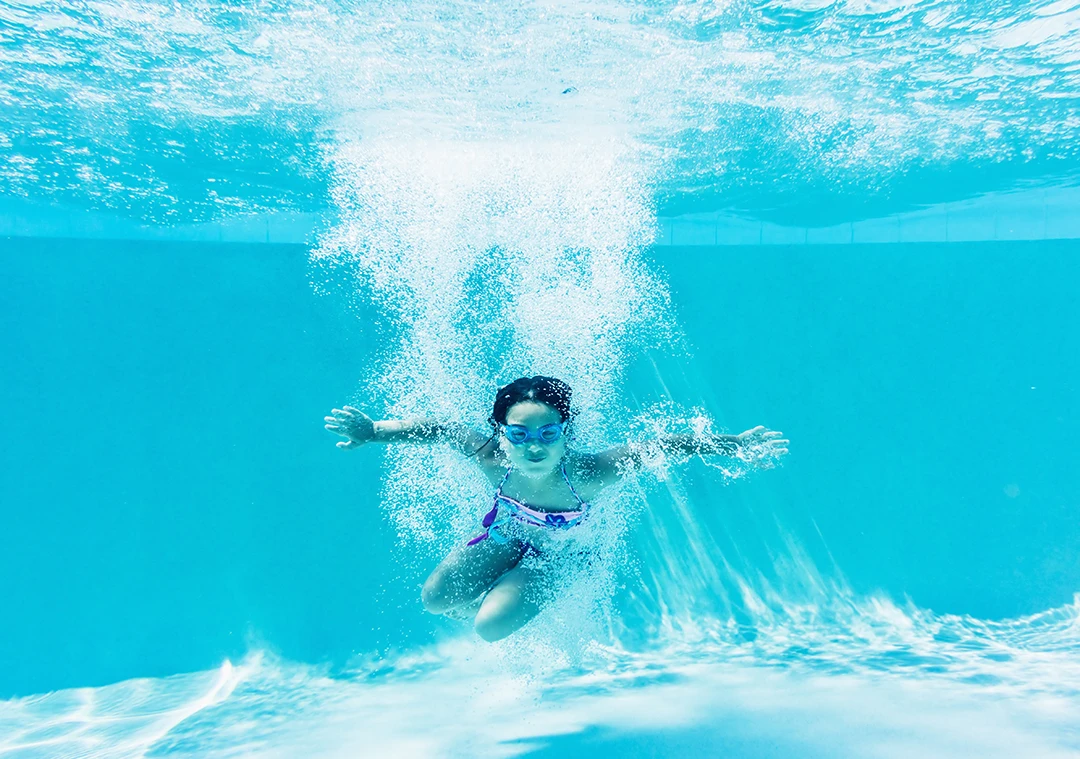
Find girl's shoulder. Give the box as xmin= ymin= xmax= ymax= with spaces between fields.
xmin=472 ymin=445 xmax=510 ymax=486
xmin=565 ymin=445 xmax=637 ymax=497
xmin=563 ymin=452 xmax=609 ymax=501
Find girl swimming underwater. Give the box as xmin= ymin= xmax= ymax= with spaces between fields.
xmin=325 ymin=375 xmax=788 ymax=642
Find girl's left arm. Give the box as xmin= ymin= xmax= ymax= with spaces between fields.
xmin=586 ymin=426 xmax=789 ymax=491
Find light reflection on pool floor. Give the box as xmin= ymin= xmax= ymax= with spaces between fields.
xmin=4 ymin=594 xmax=1078 ymax=759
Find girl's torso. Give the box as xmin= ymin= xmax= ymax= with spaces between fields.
xmin=481 ymin=452 xmax=602 ymax=510
xmin=467 ymin=458 xmax=594 ymax=550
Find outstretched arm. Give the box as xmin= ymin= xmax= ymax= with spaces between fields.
xmin=588 ymin=425 xmax=789 ymax=490
xmin=324 ymin=406 xmax=493 ymax=457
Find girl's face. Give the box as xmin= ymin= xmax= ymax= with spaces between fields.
xmin=500 ymin=400 xmax=568 ymax=478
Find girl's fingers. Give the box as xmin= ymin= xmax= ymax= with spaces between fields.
xmin=331 ymin=408 xmax=353 ymax=418
xmin=337 ymin=440 xmax=358 ymax=449
xmin=325 ymin=424 xmax=348 ymax=435
xmin=343 ymin=405 xmax=365 ymax=416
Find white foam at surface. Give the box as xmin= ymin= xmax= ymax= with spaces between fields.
xmin=3 ymin=0 xmax=1080 ymax=222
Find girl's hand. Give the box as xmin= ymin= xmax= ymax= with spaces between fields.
xmin=324 ymin=406 xmax=376 ymax=450
xmin=736 ymin=425 xmax=789 ymax=465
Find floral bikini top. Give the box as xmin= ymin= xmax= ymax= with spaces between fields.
xmin=466 ymin=464 xmax=589 ymax=546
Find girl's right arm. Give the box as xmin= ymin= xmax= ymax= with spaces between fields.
xmin=324 ymin=405 xmax=498 ymax=459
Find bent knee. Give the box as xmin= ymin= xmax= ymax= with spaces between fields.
xmin=421 ymin=573 xmax=454 ymax=615
xmin=421 ymin=570 xmax=468 ymax=617
xmin=473 ymin=608 xmax=515 ymax=642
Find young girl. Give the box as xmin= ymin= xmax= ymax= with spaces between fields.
xmin=325 ymin=375 xmax=787 ymax=641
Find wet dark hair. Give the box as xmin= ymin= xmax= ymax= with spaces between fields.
xmin=491 ymin=375 xmax=574 ymax=425
xmin=466 ymin=375 xmax=574 ymax=458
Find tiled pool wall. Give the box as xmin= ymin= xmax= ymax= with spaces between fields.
xmin=658 ymin=186 xmax=1080 ymax=246
xmin=1 ymin=185 xmax=1078 ymax=246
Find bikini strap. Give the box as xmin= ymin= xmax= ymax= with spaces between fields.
xmin=560 ymin=462 xmax=587 ymax=507
xmin=495 ymin=466 xmax=513 ymax=496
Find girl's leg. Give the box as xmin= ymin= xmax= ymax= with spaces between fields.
xmin=473 ymin=564 xmax=545 ymax=642
xmin=421 ymin=538 xmax=526 ymax=615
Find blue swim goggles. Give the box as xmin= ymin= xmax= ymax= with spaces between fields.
xmin=500 ymin=422 xmax=565 ymax=445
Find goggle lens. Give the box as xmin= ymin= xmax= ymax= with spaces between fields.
xmin=503 ymin=423 xmax=564 ymax=445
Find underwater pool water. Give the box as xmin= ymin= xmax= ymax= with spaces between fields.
xmin=3 ymin=236 xmax=1078 ymax=757
xmin=2 ymin=0 xmax=1080 ymax=756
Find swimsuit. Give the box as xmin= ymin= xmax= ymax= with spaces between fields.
xmin=467 ymin=463 xmax=589 ymax=549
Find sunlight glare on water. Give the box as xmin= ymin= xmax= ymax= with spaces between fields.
xmin=3 ymin=0 xmax=1080 ymax=220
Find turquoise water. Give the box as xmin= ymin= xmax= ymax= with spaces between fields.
xmin=3 ymin=0 xmax=1080 ymax=757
